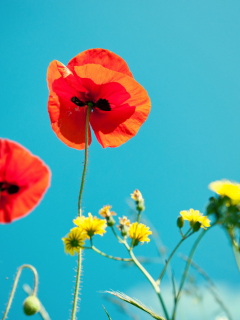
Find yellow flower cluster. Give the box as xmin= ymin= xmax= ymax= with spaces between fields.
xmin=62 ymin=189 xmax=151 ymax=255
xmin=62 ymin=213 xmax=107 ymax=255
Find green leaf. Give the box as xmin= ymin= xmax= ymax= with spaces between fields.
xmin=105 ymin=290 xmax=165 ymax=320
xmin=102 ymin=305 xmax=113 ymax=320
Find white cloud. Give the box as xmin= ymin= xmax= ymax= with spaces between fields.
xmin=127 ymin=282 xmax=239 ymax=320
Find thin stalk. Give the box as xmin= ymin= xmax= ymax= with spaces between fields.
xmin=91 ymin=245 xmax=132 ymax=262
xmin=71 ymin=105 xmax=91 ymax=320
xmin=156 ymin=229 xmax=192 ymax=285
xmin=110 ymin=226 xmax=124 ymax=242
xmin=123 ymin=242 xmax=170 ymax=320
xmin=2 ymin=264 xmax=39 ymax=320
xmin=77 ymin=106 xmax=91 ymax=217
xmin=171 ymin=229 xmax=207 ymax=320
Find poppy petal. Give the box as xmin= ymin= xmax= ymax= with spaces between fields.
xmin=74 ymin=64 xmax=151 ymax=147
xmin=0 ymin=140 xmax=51 ymax=223
xmin=47 ymin=61 xmax=92 ymax=149
xmin=67 ymin=48 xmax=133 ymax=78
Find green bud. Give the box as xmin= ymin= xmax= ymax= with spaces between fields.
xmin=106 ymin=216 xmax=115 ymax=227
xmin=23 ymin=295 xmax=41 ymax=316
xmin=177 ymin=216 xmax=184 ymax=228
xmin=120 ymin=224 xmax=129 ymax=237
xmin=192 ymin=221 xmax=201 ymax=232
xmin=136 ymin=200 xmax=145 ymax=212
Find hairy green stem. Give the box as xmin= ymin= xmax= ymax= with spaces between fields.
xmin=124 ymin=242 xmax=170 ymax=320
xmin=72 ymin=106 xmax=91 ymax=320
xmin=71 ymin=252 xmax=82 ymax=320
xmin=2 ymin=264 xmax=39 ymax=320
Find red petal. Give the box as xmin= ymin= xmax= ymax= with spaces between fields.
xmin=47 ymin=61 xmax=91 ymax=149
xmin=0 ymin=140 xmax=51 ymax=223
xmin=68 ymin=49 xmax=133 ymax=78
xmin=74 ymin=64 xmax=151 ymax=148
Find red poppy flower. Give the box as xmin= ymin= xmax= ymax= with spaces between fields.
xmin=47 ymin=48 xmax=151 ymax=149
xmin=0 ymin=139 xmax=51 ymax=223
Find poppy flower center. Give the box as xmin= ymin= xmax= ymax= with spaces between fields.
xmin=0 ymin=181 xmax=20 ymax=194
xmin=71 ymin=97 xmax=111 ymax=111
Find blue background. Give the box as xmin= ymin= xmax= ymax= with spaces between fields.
xmin=1 ymin=1 xmax=240 ymax=319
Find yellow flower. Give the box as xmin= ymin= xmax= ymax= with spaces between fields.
xmin=62 ymin=227 xmax=89 ymax=256
xmin=131 ymin=190 xmax=143 ymax=202
xmin=129 ymin=222 xmax=152 ymax=246
xmin=73 ymin=213 xmax=107 ymax=237
xmin=180 ymin=209 xmax=211 ymax=229
xmin=209 ymin=180 xmax=240 ymax=204
xmin=99 ymin=205 xmax=116 ymax=218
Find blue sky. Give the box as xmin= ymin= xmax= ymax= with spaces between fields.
xmin=1 ymin=1 xmax=240 ymax=319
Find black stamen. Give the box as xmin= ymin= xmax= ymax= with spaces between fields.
xmin=96 ymin=99 xmax=111 ymax=111
xmin=0 ymin=181 xmax=20 ymax=194
xmin=71 ymin=97 xmax=85 ymax=107
xmin=8 ymin=185 xmax=20 ymax=194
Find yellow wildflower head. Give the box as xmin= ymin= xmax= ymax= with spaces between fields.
xmin=62 ymin=227 xmax=89 ymax=256
xmin=99 ymin=205 xmax=117 ymax=218
xmin=73 ymin=213 xmax=107 ymax=237
xmin=180 ymin=209 xmax=211 ymax=230
xmin=129 ymin=222 xmax=152 ymax=246
xmin=209 ymin=180 xmax=240 ymax=205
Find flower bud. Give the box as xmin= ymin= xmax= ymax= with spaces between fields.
xmin=23 ymin=295 xmax=40 ymax=316
xmin=131 ymin=190 xmax=145 ymax=212
xmin=192 ymin=221 xmax=201 ymax=232
xmin=177 ymin=216 xmax=184 ymax=228
xmin=106 ymin=216 xmax=115 ymax=227
xmin=120 ymin=224 xmax=130 ymax=237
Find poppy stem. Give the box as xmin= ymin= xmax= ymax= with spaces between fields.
xmin=72 ymin=105 xmax=91 ymax=320
xmin=77 ymin=105 xmax=91 ymax=217
xmin=2 ymin=264 xmax=39 ymax=320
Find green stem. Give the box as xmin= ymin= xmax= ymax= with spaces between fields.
xmin=91 ymin=245 xmax=132 ymax=262
xmin=110 ymin=226 xmax=123 ymax=242
xmin=71 ymin=252 xmax=82 ymax=320
xmin=123 ymin=242 xmax=170 ymax=320
xmin=156 ymin=229 xmax=192 ymax=285
xmin=77 ymin=106 xmax=91 ymax=217
xmin=171 ymin=229 xmax=207 ymax=320
xmin=72 ymin=105 xmax=91 ymax=320
xmin=2 ymin=264 xmax=39 ymax=320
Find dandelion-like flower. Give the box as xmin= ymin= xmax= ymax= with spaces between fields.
xmin=99 ymin=205 xmax=116 ymax=218
xmin=129 ymin=222 xmax=152 ymax=246
xmin=73 ymin=213 xmax=107 ymax=237
xmin=62 ymin=227 xmax=89 ymax=255
xmin=180 ymin=209 xmax=211 ymax=229
xmin=209 ymin=180 xmax=240 ymax=205
xmin=47 ymin=48 xmax=151 ymax=149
